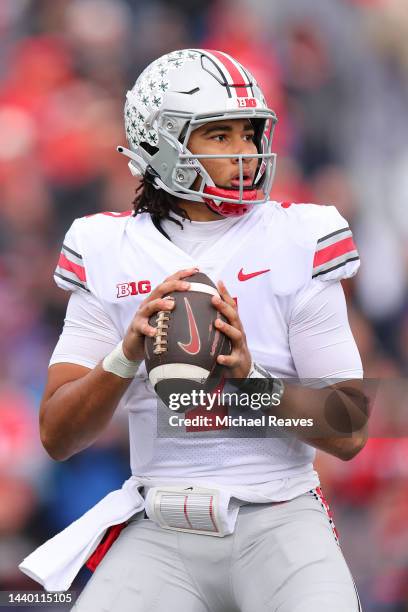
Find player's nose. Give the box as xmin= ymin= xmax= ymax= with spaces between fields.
xmin=231 ymin=139 xmax=256 ymax=164
xmin=231 ymin=150 xmax=255 ymax=169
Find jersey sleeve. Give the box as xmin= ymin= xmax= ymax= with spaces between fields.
xmin=289 ymin=280 xmax=363 ymax=381
xmin=286 ymin=205 xmax=363 ymax=381
xmin=311 ymin=206 xmax=360 ymax=282
xmin=54 ymin=219 xmax=90 ymax=293
xmin=50 ymin=291 xmax=122 ymax=368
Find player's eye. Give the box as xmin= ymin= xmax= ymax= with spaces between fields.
xmin=243 ymin=132 xmax=255 ymax=142
xmin=212 ymin=134 xmax=227 ymax=142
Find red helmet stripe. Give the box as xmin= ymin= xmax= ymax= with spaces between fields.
xmin=217 ymin=51 xmax=253 ymax=96
xmin=205 ymin=50 xmax=251 ymax=98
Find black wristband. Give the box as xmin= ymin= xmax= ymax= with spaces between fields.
xmin=234 ymin=362 xmax=285 ymax=412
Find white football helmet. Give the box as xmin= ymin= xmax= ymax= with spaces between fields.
xmin=118 ymin=49 xmax=277 ymax=217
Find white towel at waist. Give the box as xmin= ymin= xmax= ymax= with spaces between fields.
xmin=18 ymin=471 xmax=318 ymax=592
xmin=18 ymin=476 xmax=144 ymax=592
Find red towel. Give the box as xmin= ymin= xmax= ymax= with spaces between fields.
xmin=86 ymin=522 xmax=127 ymax=572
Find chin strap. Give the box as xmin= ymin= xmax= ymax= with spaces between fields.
xmin=203 ymin=186 xmax=264 ymax=218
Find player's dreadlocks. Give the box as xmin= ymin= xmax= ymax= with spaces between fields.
xmin=132 ymin=175 xmax=190 ymax=230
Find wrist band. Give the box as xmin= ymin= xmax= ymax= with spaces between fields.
xmin=238 ymin=360 xmax=285 ymax=406
xmin=102 ymin=341 xmax=141 ymax=379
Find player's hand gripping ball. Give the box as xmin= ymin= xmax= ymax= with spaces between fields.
xmin=144 ymin=272 xmax=232 ymax=411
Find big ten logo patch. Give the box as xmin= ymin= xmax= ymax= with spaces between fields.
xmin=237 ymin=98 xmax=257 ymax=108
xmin=117 ymin=280 xmax=151 ymax=298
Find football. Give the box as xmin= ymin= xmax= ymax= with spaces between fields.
xmin=144 ymin=272 xmax=232 ymax=410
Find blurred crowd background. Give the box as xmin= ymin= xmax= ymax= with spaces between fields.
xmin=1 ymin=0 xmax=408 ymax=609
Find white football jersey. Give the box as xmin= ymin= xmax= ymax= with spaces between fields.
xmin=53 ymin=201 xmax=361 ymax=501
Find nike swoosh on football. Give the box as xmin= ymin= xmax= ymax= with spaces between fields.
xmin=178 ymin=297 xmax=201 ymax=355
xmin=238 ymin=268 xmax=270 ymax=281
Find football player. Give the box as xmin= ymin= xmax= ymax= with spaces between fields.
xmin=20 ymin=49 xmax=368 ymax=611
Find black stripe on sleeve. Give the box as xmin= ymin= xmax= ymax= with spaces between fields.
xmin=317 ymin=226 xmax=350 ymax=244
xmin=62 ymin=244 xmax=83 ymax=259
xmin=312 ymin=256 xmax=360 ymax=278
xmin=54 ymin=272 xmax=90 ymax=291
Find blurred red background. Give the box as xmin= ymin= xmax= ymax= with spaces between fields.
xmin=1 ymin=0 xmax=408 ymax=609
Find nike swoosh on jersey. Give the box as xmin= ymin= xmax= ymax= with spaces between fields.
xmin=238 ymin=268 xmax=270 ymax=281
xmin=178 ymin=297 xmax=201 ymax=355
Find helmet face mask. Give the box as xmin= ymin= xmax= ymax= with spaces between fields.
xmin=119 ymin=49 xmax=278 ymax=217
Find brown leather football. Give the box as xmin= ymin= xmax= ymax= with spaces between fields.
xmin=144 ymin=272 xmax=231 ymax=409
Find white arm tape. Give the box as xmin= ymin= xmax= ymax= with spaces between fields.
xmin=102 ymin=341 xmax=141 ymax=379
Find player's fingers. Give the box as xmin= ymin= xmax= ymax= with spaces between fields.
xmin=138 ymin=320 xmax=157 ymax=337
xmin=128 ymin=315 xmax=157 ymax=338
xmin=147 ymin=278 xmax=191 ymax=301
xmin=214 ymin=318 xmax=242 ymax=343
xmin=217 ymin=353 xmax=239 ymax=367
xmin=212 ymin=295 xmax=240 ymax=328
xmin=138 ymin=296 xmax=175 ymax=319
xmin=216 ymin=280 xmax=236 ymax=308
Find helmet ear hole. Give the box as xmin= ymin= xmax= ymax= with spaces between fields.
xmin=140 ymin=142 xmax=159 ymax=156
xmin=178 ymin=124 xmax=189 ymax=144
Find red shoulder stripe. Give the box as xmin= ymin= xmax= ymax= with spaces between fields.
xmin=58 ymin=253 xmax=87 ymax=282
xmin=313 ymin=236 xmax=357 ymax=268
